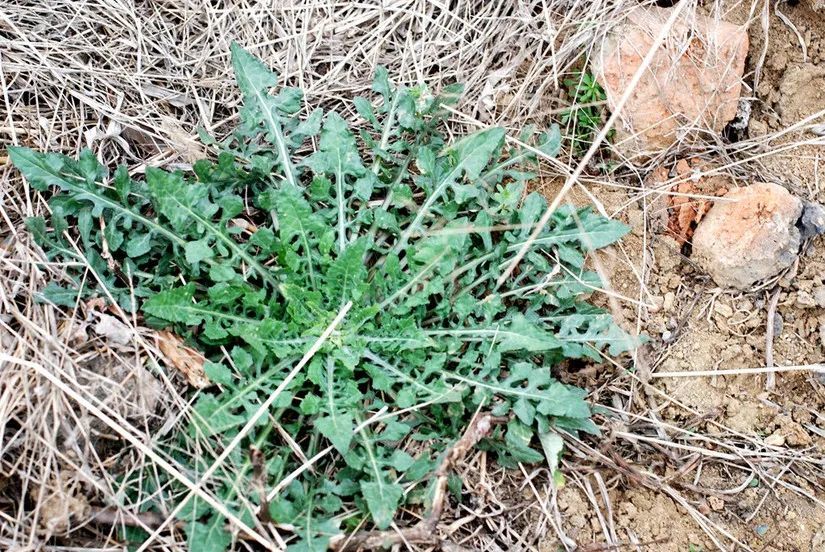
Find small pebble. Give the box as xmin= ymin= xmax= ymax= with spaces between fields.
xmin=796 ymin=290 xmax=817 ymax=308
xmin=714 ymin=302 xmax=734 ymax=318
xmin=773 ymin=313 xmax=784 ymax=336
xmin=800 ymin=201 xmax=825 ymax=239
xmin=708 ymin=496 xmax=725 ymax=511
xmin=813 ymin=287 xmax=825 ymax=308
xmin=765 ymin=431 xmax=786 ymax=447
xmin=663 ymin=291 xmax=675 ymax=311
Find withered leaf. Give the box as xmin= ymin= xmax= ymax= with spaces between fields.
xmin=156 ymin=330 xmax=210 ymax=388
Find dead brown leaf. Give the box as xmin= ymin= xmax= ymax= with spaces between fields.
xmin=668 ymin=181 xmax=712 ymax=245
xmin=664 ymin=160 xmax=727 ymax=245
xmin=156 ymin=330 xmax=210 ymax=388
xmin=231 ymin=218 xmax=258 ymax=233
xmin=85 ymin=297 xmax=107 ymax=312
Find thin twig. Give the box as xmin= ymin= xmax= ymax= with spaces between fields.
xmin=651 ymin=364 xmax=825 ymax=379
xmin=87 ymin=506 xmax=180 ymax=530
xmin=765 ymin=287 xmax=781 ymax=390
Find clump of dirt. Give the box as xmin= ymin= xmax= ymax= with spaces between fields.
xmin=777 ymin=63 xmax=825 ymax=124
xmin=550 ymin=485 xmax=712 ymax=550
xmin=614 ymin=488 xmax=709 ymax=551
xmin=34 ymin=479 xmax=90 ymax=536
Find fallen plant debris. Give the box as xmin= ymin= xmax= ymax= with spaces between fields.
xmin=645 ymin=158 xmax=729 ymax=246
xmin=156 ymin=330 xmax=210 ymax=389
xmin=92 ymin=311 xmax=134 ymax=346
xmin=11 ymin=45 xmax=639 ymax=550
xmin=664 ymin=160 xmax=728 ymax=246
xmin=667 ymin=180 xmax=713 ymax=246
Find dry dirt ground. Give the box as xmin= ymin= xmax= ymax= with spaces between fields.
xmin=1 ymin=1 xmax=824 ymax=551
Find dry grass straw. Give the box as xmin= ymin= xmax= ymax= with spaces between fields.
xmin=2 ymin=0 xmax=824 ymax=550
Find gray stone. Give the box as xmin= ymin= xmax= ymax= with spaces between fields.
xmin=799 ymin=201 xmax=825 ymax=239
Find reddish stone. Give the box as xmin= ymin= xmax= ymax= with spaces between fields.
xmin=692 ymin=183 xmax=802 ymax=290
xmin=594 ymin=7 xmax=748 ymax=156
